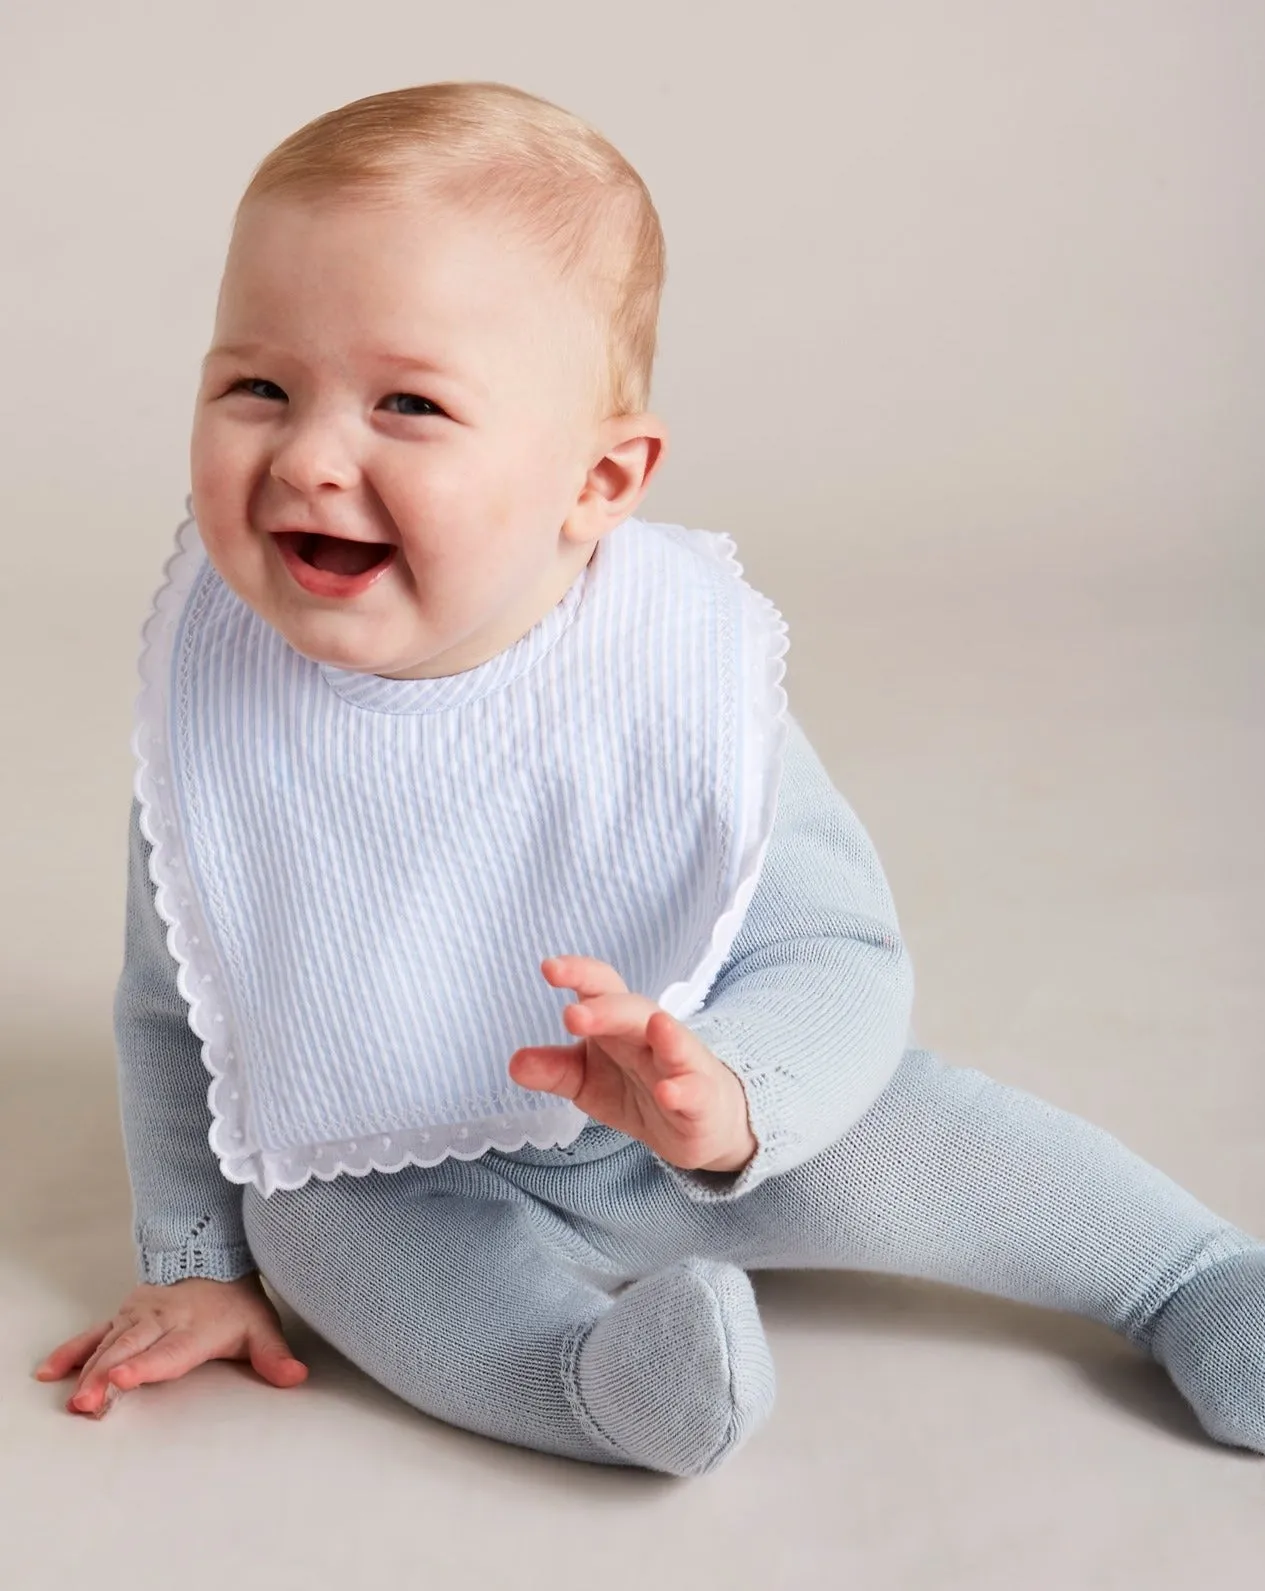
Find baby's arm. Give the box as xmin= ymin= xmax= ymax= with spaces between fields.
xmin=114 ymin=798 xmax=255 ymax=1284
xmin=35 ymin=801 xmax=307 ymax=1416
xmin=667 ymin=710 xmax=915 ymax=1202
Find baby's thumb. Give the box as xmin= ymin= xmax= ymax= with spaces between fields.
xmin=247 ymin=1328 xmax=309 ymax=1388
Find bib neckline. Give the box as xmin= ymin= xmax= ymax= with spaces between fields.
xmin=316 ymin=545 xmax=596 ymax=715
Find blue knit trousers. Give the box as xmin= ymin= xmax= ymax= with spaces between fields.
xmin=241 ymin=1046 xmax=1265 ymax=1475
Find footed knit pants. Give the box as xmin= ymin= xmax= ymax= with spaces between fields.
xmin=242 ymin=1046 xmax=1265 ymax=1476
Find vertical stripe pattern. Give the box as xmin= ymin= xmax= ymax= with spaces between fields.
xmin=137 ymin=510 xmax=790 ymax=1193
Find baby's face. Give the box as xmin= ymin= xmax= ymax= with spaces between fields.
xmin=191 ymin=193 xmax=636 ymax=678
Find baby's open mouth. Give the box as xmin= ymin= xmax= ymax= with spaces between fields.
xmin=274 ymin=531 xmax=395 ymax=578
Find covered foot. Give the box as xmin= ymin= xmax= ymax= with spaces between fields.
xmin=565 ymin=1257 xmax=776 ymax=1476
xmin=1149 ymin=1248 xmax=1265 ymax=1454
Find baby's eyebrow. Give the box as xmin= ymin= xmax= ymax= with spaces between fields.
xmin=201 ymin=340 xmax=282 ymax=372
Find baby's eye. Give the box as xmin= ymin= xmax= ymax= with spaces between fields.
xmin=382 ymin=393 xmax=444 ymax=418
xmin=225 ymin=380 xmax=443 ymax=418
xmin=229 ymin=377 xmax=285 ymax=401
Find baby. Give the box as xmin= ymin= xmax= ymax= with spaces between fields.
xmin=36 ymin=81 xmax=1265 ymax=1476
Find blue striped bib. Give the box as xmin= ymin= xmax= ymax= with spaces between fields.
xmin=133 ymin=500 xmax=789 ymax=1194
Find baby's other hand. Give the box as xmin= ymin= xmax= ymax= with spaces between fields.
xmin=509 ymin=954 xmax=758 ymax=1175
xmin=33 ymin=1273 xmax=308 ymax=1417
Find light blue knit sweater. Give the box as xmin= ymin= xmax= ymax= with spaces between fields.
xmin=116 ymin=708 xmax=915 ymax=1282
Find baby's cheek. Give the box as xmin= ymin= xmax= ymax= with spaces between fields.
xmin=385 ymin=456 xmax=468 ymax=536
xmin=190 ymin=460 xmax=258 ymax=569
xmin=189 ymin=410 xmax=244 ymax=506
xmin=393 ymin=463 xmax=524 ymax=568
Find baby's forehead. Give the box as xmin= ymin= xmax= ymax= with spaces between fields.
xmin=223 ymin=188 xmax=611 ymax=410
xmin=249 ymin=192 xmax=589 ymax=318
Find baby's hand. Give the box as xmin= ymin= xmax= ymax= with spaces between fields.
xmin=34 ymin=1273 xmax=308 ymax=1417
xmin=509 ymin=955 xmax=758 ymax=1175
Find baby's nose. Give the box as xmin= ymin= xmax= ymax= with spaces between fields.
xmin=269 ymin=419 xmax=360 ymax=494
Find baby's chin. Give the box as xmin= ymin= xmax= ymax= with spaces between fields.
xmin=278 ymin=617 xmax=461 ymax=680
xmin=287 ymin=635 xmax=415 ymax=677
xmin=266 ymin=607 xmax=417 ymax=677
xmin=258 ymin=578 xmax=495 ymax=679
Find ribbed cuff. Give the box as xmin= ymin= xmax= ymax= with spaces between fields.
xmin=660 ymin=1024 xmax=804 ymax=1204
xmin=138 ymin=1241 xmax=257 ymax=1286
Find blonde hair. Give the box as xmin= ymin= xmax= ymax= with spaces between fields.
xmin=235 ymin=81 xmax=667 ymax=420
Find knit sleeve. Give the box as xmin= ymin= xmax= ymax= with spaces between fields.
xmin=113 ymin=798 xmax=255 ymax=1284
xmin=665 ymin=710 xmax=915 ymax=1202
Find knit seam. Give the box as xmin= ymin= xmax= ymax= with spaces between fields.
xmin=1123 ymin=1227 xmax=1263 ymax=1352
xmin=559 ymin=1318 xmax=638 ymax=1465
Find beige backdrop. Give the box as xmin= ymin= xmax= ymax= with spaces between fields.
xmin=2 ymin=3 xmax=1263 ymax=1587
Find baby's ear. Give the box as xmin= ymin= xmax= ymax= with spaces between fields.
xmin=574 ymin=414 xmax=670 ymax=534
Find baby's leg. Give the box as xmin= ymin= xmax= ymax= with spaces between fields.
xmin=726 ymin=1046 xmax=1265 ymax=1453
xmin=242 ymin=1162 xmax=773 ymax=1477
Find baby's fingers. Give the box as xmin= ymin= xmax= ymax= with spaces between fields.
xmin=105 ymin=1329 xmax=208 ymax=1394
xmin=34 ymin=1322 xmax=112 ymax=1382
xmin=69 ymin=1319 xmax=164 ymax=1414
xmin=508 ymin=1041 xmax=586 ymax=1100
xmin=246 ymin=1326 xmax=309 ymax=1389
xmin=566 ymin=996 xmax=695 ymax=1076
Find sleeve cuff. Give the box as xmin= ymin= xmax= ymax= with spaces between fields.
xmin=138 ymin=1241 xmax=256 ymax=1286
xmin=657 ymin=1034 xmax=805 ymax=1204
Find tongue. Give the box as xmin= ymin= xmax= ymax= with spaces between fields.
xmin=307 ymin=534 xmax=388 ymax=576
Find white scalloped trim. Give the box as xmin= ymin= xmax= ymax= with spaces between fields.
xmin=131 ymin=503 xmax=787 ymax=1196
xmin=132 ymin=498 xmax=234 ymax=1158
xmin=649 ymin=522 xmax=791 ymax=1022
